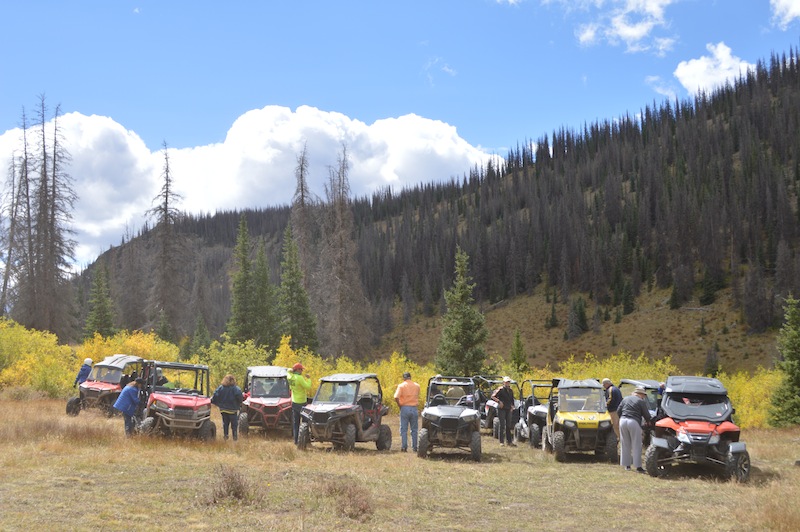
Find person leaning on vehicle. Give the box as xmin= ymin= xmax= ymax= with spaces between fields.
xmin=617 ymin=386 xmax=652 ymax=473
xmin=212 ymin=374 xmax=244 ymax=441
xmin=286 ymin=362 xmax=312 ymax=444
xmin=394 ymin=371 xmax=420 ymax=452
xmin=491 ymin=376 xmax=517 ymax=447
xmin=113 ymin=378 xmax=144 ymax=437
xmin=74 ymin=358 xmax=92 ymax=387
xmin=602 ymin=378 xmax=623 ymax=440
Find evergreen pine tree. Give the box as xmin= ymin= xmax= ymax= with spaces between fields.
xmin=226 ymin=215 xmax=254 ymax=343
xmin=435 ymin=246 xmax=488 ymax=375
xmin=251 ymin=242 xmax=280 ymax=352
xmin=279 ymin=225 xmax=318 ymax=352
xmin=768 ymin=297 xmax=800 ymax=426
xmin=83 ymin=264 xmax=116 ymax=339
xmin=510 ymin=329 xmax=529 ymax=375
xmin=622 ymin=281 xmax=634 ymax=315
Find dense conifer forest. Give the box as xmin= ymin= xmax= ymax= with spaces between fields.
xmin=72 ymin=48 xmax=800 ymax=363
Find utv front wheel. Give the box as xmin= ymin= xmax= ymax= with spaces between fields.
xmin=417 ymin=428 xmax=429 ymax=458
xmin=645 ymin=444 xmax=670 ymax=478
xmin=66 ymin=397 xmax=81 ymax=416
xmin=470 ymin=430 xmax=482 ymax=462
xmin=603 ymin=433 xmax=618 ymax=463
xmin=376 ymin=424 xmax=392 ymax=451
xmin=198 ymin=420 xmax=215 ymax=441
xmin=553 ymin=430 xmax=567 ymax=462
xmin=297 ymin=422 xmax=310 ymax=450
xmin=343 ymin=423 xmax=357 ymax=452
xmin=530 ymin=424 xmax=542 ymax=449
xmin=726 ymin=451 xmax=751 ymax=483
xmin=139 ymin=416 xmax=157 ymax=436
xmin=238 ymin=413 xmax=249 ymax=437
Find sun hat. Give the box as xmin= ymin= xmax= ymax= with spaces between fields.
xmin=502 ymin=376 xmax=512 ymax=383
xmin=602 ymin=378 xmax=612 ymax=385
xmin=292 ymin=362 xmax=304 ymax=372
xmin=634 ymin=386 xmax=646 ymax=395
xmin=84 ymin=358 xmax=92 ymax=365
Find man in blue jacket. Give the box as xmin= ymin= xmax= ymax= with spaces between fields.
xmin=113 ymin=378 xmax=143 ymax=437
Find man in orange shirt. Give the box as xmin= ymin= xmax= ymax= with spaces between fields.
xmin=394 ymin=372 xmax=420 ymax=452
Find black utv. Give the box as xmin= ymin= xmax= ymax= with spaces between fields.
xmin=418 ymin=376 xmax=481 ymax=461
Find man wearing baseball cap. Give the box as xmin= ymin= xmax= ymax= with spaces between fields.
xmin=616 ymin=386 xmax=653 ymax=472
xmin=394 ymin=372 xmax=420 ymax=452
xmin=286 ymin=362 xmax=312 ymax=444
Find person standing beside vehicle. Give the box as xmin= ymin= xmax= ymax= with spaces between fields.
xmin=74 ymin=358 xmax=92 ymax=387
xmin=113 ymin=378 xmax=144 ymax=437
xmin=394 ymin=371 xmax=420 ymax=452
xmin=286 ymin=362 xmax=312 ymax=444
xmin=602 ymin=378 xmax=623 ymax=440
xmin=491 ymin=376 xmax=517 ymax=447
xmin=211 ymin=374 xmax=244 ymax=441
xmin=617 ymin=386 xmax=652 ymax=472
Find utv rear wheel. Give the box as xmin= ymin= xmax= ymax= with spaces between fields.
xmin=530 ymin=424 xmax=542 ymax=449
xmin=66 ymin=397 xmax=81 ymax=416
xmin=492 ymin=417 xmax=500 ymax=439
xmin=417 ymin=428 xmax=429 ymax=458
xmin=297 ymin=422 xmax=310 ymax=450
xmin=376 ymin=424 xmax=392 ymax=451
xmin=726 ymin=451 xmax=751 ymax=483
xmin=553 ymin=430 xmax=567 ymax=462
xmin=645 ymin=444 xmax=669 ymax=478
xmin=343 ymin=423 xmax=357 ymax=452
xmin=470 ymin=430 xmax=482 ymax=462
xmin=238 ymin=413 xmax=249 ymax=437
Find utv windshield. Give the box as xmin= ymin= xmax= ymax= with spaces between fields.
xmin=152 ymin=367 xmax=207 ymax=395
xmin=428 ymin=382 xmax=476 ymax=407
xmin=558 ymin=388 xmax=607 ymax=412
xmin=250 ymin=377 xmax=290 ymax=398
xmin=89 ymin=366 xmax=123 ymax=384
xmin=662 ymin=393 xmax=732 ymax=422
xmin=317 ymin=382 xmax=357 ymax=403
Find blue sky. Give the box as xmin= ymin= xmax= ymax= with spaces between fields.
xmin=1 ymin=0 xmax=799 ymax=267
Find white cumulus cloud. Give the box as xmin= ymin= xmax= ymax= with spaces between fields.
xmin=771 ymin=0 xmax=800 ymax=30
xmin=674 ymin=42 xmax=756 ymax=97
xmin=0 ymin=107 xmax=493 ymax=268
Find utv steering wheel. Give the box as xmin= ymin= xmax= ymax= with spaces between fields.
xmin=432 ymin=394 xmax=447 ymax=406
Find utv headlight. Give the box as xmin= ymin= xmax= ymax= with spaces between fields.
xmin=708 ymin=432 xmax=720 ymax=445
xmin=677 ymin=430 xmax=692 ymax=444
xmin=599 ymin=420 xmax=611 ymax=429
xmin=564 ymin=420 xmax=577 ymax=428
xmin=197 ymin=405 xmax=211 ymax=416
xmin=461 ymin=413 xmax=478 ymax=423
xmin=423 ymin=413 xmax=441 ymax=423
xmin=154 ymin=400 xmax=170 ymax=411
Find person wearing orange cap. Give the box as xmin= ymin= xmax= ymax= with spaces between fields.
xmin=286 ymin=362 xmax=312 ymax=444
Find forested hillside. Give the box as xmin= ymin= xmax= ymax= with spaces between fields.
xmin=74 ymin=48 xmax=800 ymax=369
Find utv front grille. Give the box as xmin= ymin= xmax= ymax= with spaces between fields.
xmin=83 ymin=389 xmax=100 ymax=399
xmin=313 ymin=412 xmax=329 ymax=424
xmin=440 ymin=418 xmax=459 ymax=431
xmin=174 ymin=407 xmax=195 ymax=419
xmin=264 ymin=406 xmax=279 ymax=416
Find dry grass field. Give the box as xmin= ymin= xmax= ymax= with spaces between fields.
xmin=2 ymin=400 xmax=799 ymax=531
xmin=379 ymin=285 xmax=779 ymax=375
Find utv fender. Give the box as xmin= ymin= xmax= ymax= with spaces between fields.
xmin=729 ymin=441 xmax=747 ymax=454
xmin=650 ymin=436 xmax=671 ymax=450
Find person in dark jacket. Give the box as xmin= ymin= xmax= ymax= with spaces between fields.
xmin=602 ymin=378 xmax=623 ymax=440
xmin=212 ymin=374 xmax=244 ymax=441
xmin=617 ymin=387 xmax=652 ymax=472
xmin=491 ymin=376 xmax=517 ymax=447
xmin=74 ymin=358 xmax=93 ymax=387
xmin=113 ymin=378 xmax=143 ymax=437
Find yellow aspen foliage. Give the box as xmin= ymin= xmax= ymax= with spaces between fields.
xmin=0 ymin=319 xmax=73 ymax=397
xmin=76 ymin=330 xmax=180 ymax=367
xmin=717 ymin=368 xmax=782 ymax=429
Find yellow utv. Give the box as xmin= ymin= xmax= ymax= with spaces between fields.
xmin=542 ymin=378 xmax=618 ymax=463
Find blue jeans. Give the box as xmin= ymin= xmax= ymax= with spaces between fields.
xmin=123 ymin=413 xmax=137 ymax=437
xmin=292 ymin=402 xmax=305 ymax=443
xmin=221 ymin=411 xmax=239 ymax=440
xmin=400 ymin=405 xmax=418 ymax=451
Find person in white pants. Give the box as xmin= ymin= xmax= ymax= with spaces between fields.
xmin=616 ymin=387 xmax=652 ymax=472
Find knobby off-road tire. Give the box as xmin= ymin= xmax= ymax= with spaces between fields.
xmin=198 ymin=419 xmax=215 ymax=441
xmin=726 ymin=450 xmax=751 ymax=483
xmin=343 ymin=423 xmax=357 ymax=452
xmin=493 ymin=417 xmax=500 ymax=439
xmin=238 ymin=413 xmax=249 ymax=437
xmin=544 ymin=429 xmax=553 ymax=452
xmin=376 ymin=424 xmax=392 ymax=451
xmin=530 ymin=424 xmax=542 ymax=449
xmin=604 ymin=433 xmax=618 ymax=463
xmin=553 ymin=430 xmax=567 ymax=462
xmin=417 ymin=428 xmax=430 ymax=458
xmin=470 ymin=430 xmax=482 ymax=462
xmin=296 ymin=422 xmax=310 ymax=450
xmin=645 ymin=444 xmax=669 ymax=478
xmin=66 ymin=397 xmax=81 ymax=416
xmin=139 ymin=416 xmax=157 ymax=436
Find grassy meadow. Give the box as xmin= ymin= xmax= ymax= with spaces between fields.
xmin=1 ymin=400 xmax=799 ymax=531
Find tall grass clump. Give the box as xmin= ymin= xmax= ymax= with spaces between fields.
xmin=323 ymin=475 xmax=374 ymax=522
xmin=208 ymin=464 xmax=265 ymax=505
